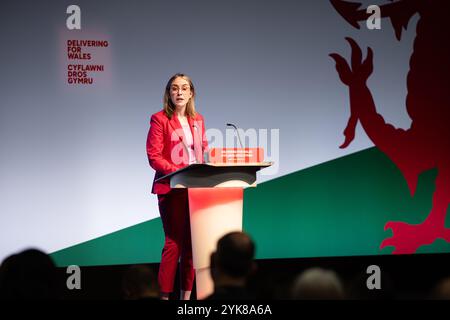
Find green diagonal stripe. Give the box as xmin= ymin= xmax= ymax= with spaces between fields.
xmin=51 ymin=218 xmax=164 ymax=267
xmin=244 ymin=147 xmax=450 ymax=258
xmin=51 ymin=147 xmax=450 ymax=267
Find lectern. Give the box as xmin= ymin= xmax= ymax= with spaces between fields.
xmin=156 ymin=160 xmax=272 ymax=299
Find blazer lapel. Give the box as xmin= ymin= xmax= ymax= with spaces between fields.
xmin=168 ymin=113 xmax=186 ymax=145
xmin=189 ymin=116 xmax=204 ymax=163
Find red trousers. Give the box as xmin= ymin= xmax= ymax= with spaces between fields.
xmin=157 ymin=189 xmax=195 ymax=293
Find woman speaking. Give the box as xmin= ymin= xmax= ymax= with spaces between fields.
xmin=146 ymin=73 xmax=208 ymax=300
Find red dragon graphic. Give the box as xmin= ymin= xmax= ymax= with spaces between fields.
xmin=329 ymin=0 xmax=450 ymax=253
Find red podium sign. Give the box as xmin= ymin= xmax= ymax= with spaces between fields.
xmin=208 ymin=148 xmax=264 ymax=164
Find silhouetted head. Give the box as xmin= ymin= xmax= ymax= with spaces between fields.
xmin=122 ymin=265 xmax=159 ymax=300
xmin=291 ymin=268 xmax=345 ymax=300
xmin=211 ymin=232 xmax=256 ymax=279
xmin=0 ymin=248 xmax=58 ymax=299
xmin=431 ymin=277 xmax=450 ymax=300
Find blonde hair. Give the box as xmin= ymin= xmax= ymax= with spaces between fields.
xmin=163 ymin=73 xmax=196 ymax=119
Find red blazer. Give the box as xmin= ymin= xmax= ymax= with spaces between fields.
xmin=146 ymin=110 xmax=208 ymax=194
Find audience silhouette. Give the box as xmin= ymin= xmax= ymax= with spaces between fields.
xmin=205 ymin=231 xmax=256 ymax=300
xmin=291 ymin=267 xmax=345 ymax=300
xmin=0 ymin=249 xmax=58 ymax=300
xmin=122 ymin=264 xmax=159 ymax=300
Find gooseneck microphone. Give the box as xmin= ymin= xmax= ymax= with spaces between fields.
xmin=226 ymin=123 xmax=244 ymax=148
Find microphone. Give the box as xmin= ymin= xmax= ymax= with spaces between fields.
xmin=226 ymin=123 xmax=244 ymax=148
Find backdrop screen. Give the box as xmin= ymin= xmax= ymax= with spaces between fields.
xmin=1 ymin=0 xmax=449 ymax=266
